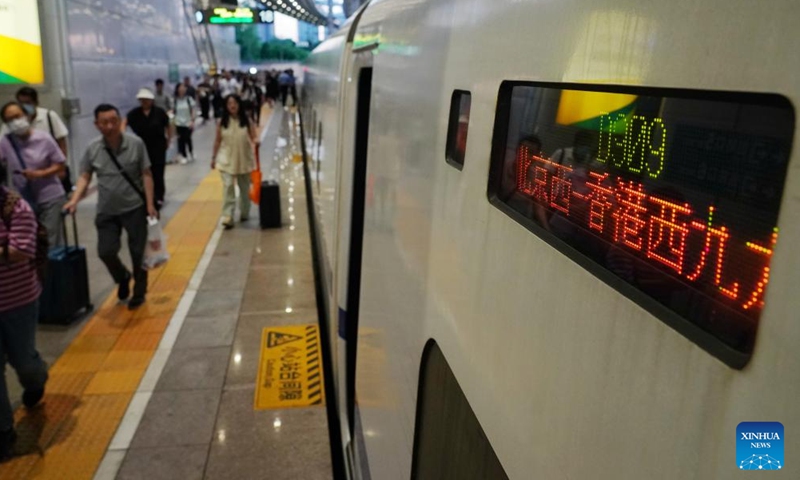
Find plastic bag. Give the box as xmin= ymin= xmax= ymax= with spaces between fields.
xmin=166 ymin=140 xmax=179 ymax=164
xmin=143 ymin=216 xmax=169 ymax=270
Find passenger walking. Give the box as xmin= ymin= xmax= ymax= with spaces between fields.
xmin=13 ymin=87 xmax=73 ymax=193
xmin=153 ymin=79 xmax=173 ymax=113
xmin=64 ymin=104 xmax=157 ymax=310
xmin=0 ymin=87 xmax=70 ymax=161
xmin=278 ymin=71 xmax=288 ymax=106
xmin=122 ymin=88 xmax=171 ymax=209
xmin=154 ymin=80 xmax=176 ymax=166
xmin=219 ymin=70 xmax=239 ymax=98
xmin=240 ymin=78 xmax=259 ymax=124
xmin=211 ymin=95 xmax=258 ymax=229
xmin=197 ymin=77 xmax=212 ymax=123
xmin=278 ymin=70 xmax=297 ymax=107
xmin=174 ymin=84 xmax=196 ymax=164
xmin=179 ymin=76 xmax=197 ymax=100
xmin=0 ymin=161 xmax=49 ymax=461
xmin=265 ymin=72 xmax=279 ymax=108
xmin=252 ymin=78 xmax=264 ymax=124
xmin=212 ymin=78 xmax=224 ymax=119
xmin=0 ymin=102 xmax=68 ymax=247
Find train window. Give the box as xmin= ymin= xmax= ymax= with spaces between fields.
xmin=488 ymin=81 xmax=795 ymax=368
xmin=446 ymin=90 xmax=472 ymax=169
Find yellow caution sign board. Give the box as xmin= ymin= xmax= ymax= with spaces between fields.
xmin=255 ymin=324 xmax=325 ymax=409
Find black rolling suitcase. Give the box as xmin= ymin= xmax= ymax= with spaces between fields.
xmin=259 ymin=180 xmax=282 ymax=229
xmin=39 ymin=213 xmax=92 ymax=324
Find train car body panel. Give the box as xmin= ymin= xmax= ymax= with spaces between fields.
xmin=304 ymin=0 xmax=800 ymax=478
xmin=304 ymin=24 xmax=351 ymax=419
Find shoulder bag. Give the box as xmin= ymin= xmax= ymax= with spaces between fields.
xmin=104 ymin=146 xmax=147 ymax=205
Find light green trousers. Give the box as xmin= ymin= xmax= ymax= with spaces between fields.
xmin=220 ymin=172 xmax=251 ymax=221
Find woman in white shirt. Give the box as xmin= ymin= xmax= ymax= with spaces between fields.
xmin=211 ymin=95 xmax=259 ymax=229
xmin=174 ymin=84 xmax=196 ymax=163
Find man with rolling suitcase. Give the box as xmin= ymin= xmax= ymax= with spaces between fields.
xmin=64 ymin=104 xmax=157 ymax=310
xmin=0 ymin=161 xmax=49 ymax=461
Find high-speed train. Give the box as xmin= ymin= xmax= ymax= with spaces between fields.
xmin=299 ymin=0 xmax=800 ymax=478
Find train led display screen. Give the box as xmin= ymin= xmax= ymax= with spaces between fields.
xmin=489 ymin=82 xmax=794 ymax=365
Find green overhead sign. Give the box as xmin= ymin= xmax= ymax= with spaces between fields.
xmin=195 ymin=7 xmax=274 ymax=25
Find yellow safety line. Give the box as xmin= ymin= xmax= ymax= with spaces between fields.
xmin=0 ymin=172 xmax=222 ymax=480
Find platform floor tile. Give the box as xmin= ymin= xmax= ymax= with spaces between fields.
xmin=0 ymin=172 xmax=223 ymax=479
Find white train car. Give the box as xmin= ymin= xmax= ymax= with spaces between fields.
xmin=302 ymin=0 xmax=800 ymax=478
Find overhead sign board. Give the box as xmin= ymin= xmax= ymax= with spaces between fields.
xmin=0 ymin=0 xmax=45 ymax=84
xmin=195 ymin=7 xmax=274 ymax=25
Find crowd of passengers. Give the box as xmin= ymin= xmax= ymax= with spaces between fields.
xmin=0 ymin=67 xmax=299 ymax=460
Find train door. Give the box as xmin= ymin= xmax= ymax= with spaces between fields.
xmin=333 ymin=48 xmax=375 ymax=478
xmin=346 ymin=63 xmax=372 ymax=466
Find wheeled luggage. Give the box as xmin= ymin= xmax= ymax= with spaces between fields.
xmin=39 ymin=213 xmax=92 ymax=324
xmin=259 ymin=180 xmax=282 ymax=229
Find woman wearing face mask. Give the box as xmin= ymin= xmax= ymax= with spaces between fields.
xmin=0 ymin=102 xmax=67 ymax=248
xmin=12 ymin=87 xmax=70 ymax=162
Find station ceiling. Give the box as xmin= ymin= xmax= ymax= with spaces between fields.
xmin=259 ymin=0 xmax=327 ymax=26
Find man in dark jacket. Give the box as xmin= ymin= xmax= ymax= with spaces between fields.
xmin=121 ymin=88 xmax=171 ymax=209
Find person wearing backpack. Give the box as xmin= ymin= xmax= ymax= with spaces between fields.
xmin=0 ymin=161 xmax=49 ymax=461
xmin=0 ymin=102 xmax=68 ymax=248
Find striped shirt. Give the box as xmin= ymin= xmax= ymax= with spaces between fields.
xmin=0 ymin=190 xmax=41 ymax=313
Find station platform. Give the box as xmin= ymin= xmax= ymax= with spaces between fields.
xmin=0 ymin=107 xmax=332 ymax=479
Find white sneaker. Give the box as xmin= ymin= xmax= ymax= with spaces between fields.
xmin=179 ymin=156 xmax=188 ymax=165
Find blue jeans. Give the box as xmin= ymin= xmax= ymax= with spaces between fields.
xmin=0 ymin=300 xmax=48 ymax=430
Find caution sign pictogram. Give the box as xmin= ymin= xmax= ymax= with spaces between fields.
xmin=267 ymin=331 xmax=302 ymax=348
xmin=255 ymin=324 xmax=325 ymax=409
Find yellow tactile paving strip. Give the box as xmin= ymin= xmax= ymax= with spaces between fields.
xmin=0 ymin=172 xmax=222 ymax=480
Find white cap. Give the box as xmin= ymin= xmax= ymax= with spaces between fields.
xmin=136 ymin=88 xmax=155 ymax=100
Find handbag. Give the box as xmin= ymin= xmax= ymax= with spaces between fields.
xmin=5 ymin=134 xmax=37 ymax=207
xmin=104 ymin=146 xmax=147 ymax=205
xmin=249 ymin=148 xmax=262 ymax=204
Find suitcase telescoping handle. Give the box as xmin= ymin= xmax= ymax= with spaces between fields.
xmin=59 ymin=211 xmax=79 ymax=249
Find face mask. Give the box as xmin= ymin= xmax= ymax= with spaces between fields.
xmin=20 ymin=103 xmax=35 ymax=116
xmin=8 ymin=118 xmax=30 ymax=136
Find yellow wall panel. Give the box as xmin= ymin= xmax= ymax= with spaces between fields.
xmin=0 ymin=34 xmax=44 ymax=84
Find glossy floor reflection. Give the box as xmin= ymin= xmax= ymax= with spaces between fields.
xmin=109 ymin=107 xmax=333 ymax=479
